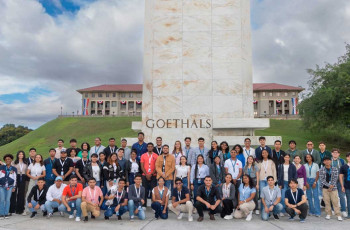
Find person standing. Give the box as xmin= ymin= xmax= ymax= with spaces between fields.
xmin=219 ymin=141 xmax=231 ymax=163
xmin=104 ymin=179 xmax=128 ymax=220
xmin=153 ymin=137 xmax=163 ymax=156
xmin=318 ymin=142 xmax=331 ymax=167
xmin=125 ymin=150 xmax=141 ymax=186
xmin=52 ymin=150 xmax=74 ymax=185
xmin=284 ymin=179 xmax=308 ymax=222
xmin=304 ymin=154 xmax=321 ymax=217
xmin=168 ymin=178 xmax=193 ymax=222
xmin=103 ymin=138 xmax=117 ymax=160
xmin=220 ymin=174 xmax=236 ymax=220
xmin=243 ymin=138 xmax=256 ymax=163
xmin=0 ymin=154 xmax=17 ymax=219
xmin=27 ymin=178 xmax=47 ymax=218
xmin=81 ymin=178 xmax=104 ymax=222
xmin=331 ymin=148 xmax=347 ymax=217
xmin=173 ymin=141 xmax=185 ymax=165
xmin=319 ymin=157 xmax=343 ymax=221
xmin=206 ymin=141 xmax=221 ymax=166
xmin=119 ymin=139 xmax=131 ymax=160
xmin=155 ymin=145 xmax=175 ymax=190
xmin=233 ymin=145 xmax=246 ymax=168
xmin=258 ymin=149 xmax=277 ymax=194
xmin=77 ymin=142 xmax=91 ymax=159
xmin=285 ymin=140 xmax=303 ymax=163
xmin=151 ymin=177 xmax=170 ymax=219
xmin=224 ymin=149 xmax=243 ymax=194
xmin=243 ymin=156 xmax=260 ymax=214
xmin=261 ymin=176 xmax=283 ymax=221
xmin=44 ymin=149 xmax=57 ymax=188
xmin=190 ymin=155 xmax=210 ymax=200
xmin=192 ymin=138 xmax=209 ymax=165
xmin=104 ymin=153 xmax=122 ymax=189
xmin=90 ymin=137 xmax=105 ymax=160
xmin=55 ymin=139 xmax=66 ymax=159
xmin=255 ymin=137 xmax=272 ymax=162
xmin=272 ymin=140 xmax=286 ymax=173
xmin=302 ymin=141 xmax=320 ymax=165
xmin=194 ymin=176 xmax=222 ymax=222
xmin=233 ymin=175 xmax=256 ymax=221
xmin=75 ymin=150 xmax=90 ymax=185
xmin=140 ymin=143 xmax=158 ymax=207
xmin=66 ymin=138 xmax=81 ymax=158
xmin=174 ymin=156 xmax=190 ymax=189
xmin=45 ymin=176 xmax=67 ymax=218
xmin=294 ymin=155 xmax=307 ymax=191
xmin=209 ymin=156 xmax=225 ymax=188
xmin=339 ymin=152 xmax=350 ymax=219
xmin=128 ymin=174 xmax=146 ymax=221
xmin=183 ymin=137 xmax=195 ymax=166
xmin=83 ymin=154 xmax=103 ymax=187
xmin=132 ymin=132 xmax=148 ymax=161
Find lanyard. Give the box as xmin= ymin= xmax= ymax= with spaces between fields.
xmin=135 ymin=185 xmax=141 ymax=198
xmin=291 ymin=190 xmax=298 ymax=204
xmin=332 ymin=159 xmax=340 ymax=168
xmin=82 ymin=160 xmax=88 ymax=167
xmin=95 ymin=146 xmax=101 ymax=154
xmin=110 ymin=147 xmax=115 ymax=153
xmin=230 ymin=159 xmax=237 ymax=173
xmin=177 ymin=190 xmax=182 ymax=201
xmin=308 ymin=163 xmax=313 ymax=176
xmin=158 ymin=186 xmax=164 ymax=199
xmin=19 ymin=163 xmax=24 ymax=174
xmin=50 ymin=159 xmax=55 ymax=168
xmin=205 ymin=187 xmax=211 ymax=197
xmin=185 ymin=148 xmax=190 ymax=158
xmin=268 ymin=188 xmax=275 ymax=203
xmin=138 ymin=143 xmax=144 ymax=151
xmin=276 ymin=151 xmax=280 ymax=160
xmin=156 ymin=147 xmax=162 ymax=155
xmin=213 ymin=150 xmax=218 ymax=158
xmin=217 ymin=165 xmax=221 ymax=174
xmin=320 ymin=152 xmax=325 ymax=161
xmin=223 ymin=183 xmax=230 ymax=198
xmin=245 ymin=149 xmax=250 ymax=157
xmin=263 ymin=160 xmax=269 ymax=173
xmin=242 ymin=185 xmax=249 ymax=199
xmin=37 ymin=188 xmax=44 ymax=199
xmin=326 ymin=168 xmax=332 ymax=177
xmin=148 ymin=154 xmax=153 ymax=173
xmin=116 ymin=190 xmax=124 ymax=204
xmin=307 ymin=149 xmax=314 ymax=155
xmin=5 ymin=167 xmax=12 ymax=176
xmin=60 ymin=159 xmax=66 ymax=169
xmin=89 ymin=187 xmax=96 ymax=202
xmin=162 ymin=156 xmax=166 ymax=172
xmin=199 ymin=148 xmax=204 ymax=155
xmin=174 ymin=152 xmax=180 ymax=159
xmin=247 ymin=166 xmax=252 ymax=176
xmin=70 ymin=185 xmax=76 ymax=197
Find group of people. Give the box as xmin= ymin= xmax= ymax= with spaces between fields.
xmin=0 ymin=133 xmax=349 ymax=224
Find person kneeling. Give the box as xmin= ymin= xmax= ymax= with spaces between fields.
xmin=168 ymin=178 xmax=193 ymax=222
xmin=128 ymin=173 xmax=146 ymax=221
xmin=151 ymin=177 xmax=170 ymax=219
xmin=194 ymin=176 xmax=222 ymax=222
xmin=81 ymin=178 xmax=104 ymax=222
xmin=27 ymin=178 xmax=48 ymax=218
xmin=285 ymin=179 xmax=308 ymax=222
xmin=104 ymin=179 xmax=128 ymax=220
xmin=261 ymin=176 xmax=283 ymax=221
xmin=220 ymin=173 xmax=237 ymax=220
xmin=233 ymin=175 xmax=256 ymax=221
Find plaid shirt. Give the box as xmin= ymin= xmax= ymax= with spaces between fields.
xmin=319 ymin=166 xmax=338 ymax=191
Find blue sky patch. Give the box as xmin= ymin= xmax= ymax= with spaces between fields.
xmin=38 ymin=0 xmax=95 ymax=17
xmin=0 ymin=88 xmax=53 ymax=104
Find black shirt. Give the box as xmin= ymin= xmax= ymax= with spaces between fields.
xmin=66 ymin=147 xmax=82 ymax=157
xmin=197 ymin=184 xmax=221 ymax=205
xmin=53 ymin=157 xmax=74 ymax=181
xmin=108 ymin=190 xmax=128 ymax=206
xmin=340 ymin=164 xmax=350 ymax=189
xmin=153 ymin=146 xmax=162 ymax=155
xmin=75 ymin=159 xmax=90 ymax=180
xmin=27 ymin=185 xmax=48 ymax=205
xmin=172 ymin=186 xmax=189 ymax=202
xmin=272 ymin=149 xmax=286 ymax=172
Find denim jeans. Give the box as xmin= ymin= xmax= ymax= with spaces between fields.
xmin=28 ymin=200 xmax=46 ymax=213
xmin=261 ymin=203 xmax=283 ymax=220
xmin=128 ymin=200 xmax=146 ymax=220
xmin=345 ymin=189 xmax=350 ymax=217
xmin=151 ymin=202 xmax=168 ymax=219
xmin=104 ymin=205 xmax=128 ymax=217
xmin=337 ymin=181 xmax=346 ymax=212
xmin=193 ymin=179 xmax=203 ymax=201
xmin=58 ymin=198 xmax=82 ymax=217
xmin=128 ymin=173 xmax=136 ymax=186
xmin=162 ymin=180 xmax=173 ymax=192
xmin=259 ymin=180 xmax=268 ymax=196
xmin=45 ymin=179 xmax=55 ymax=189
xmin=280 ymin=181 xmax=289 ymax=213
xmin=306 ymin=178 xmax=321 ymax=215
xmin=45 ymin=201 xmax=60 ymax=214
xmin=182 ymin=177 xmax=188 ymax=188
xmin=0 ymin=187 xmax=13 ymax=216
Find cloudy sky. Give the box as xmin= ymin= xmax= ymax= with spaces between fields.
xmin=0 ymin=0 xmax=349 ymax=129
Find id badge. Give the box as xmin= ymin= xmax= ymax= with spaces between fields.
xmin=198 ymin=179 xmax=201 ymax=184
xmin=72 ymin=202 xmax=75 ymax=208
xmin=61 ymin=171 xmax=64 ymax=176
xmin=148 ymin=168 xmax=151 ymax=173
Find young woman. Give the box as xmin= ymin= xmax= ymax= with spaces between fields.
xmin=220 ymin=141 xmax=230 ymax=163
xmin=207 ymin=141 xmax=220 ymax=166
xmin=233 ymin=175 xmax=256 ymax=221
xmin=125 ymin=150 xmax=141 ymax=186
xmin=69 ymin=149 xmax=81 ymax=166
xmin=233 ymin=144 xmax=246 ymax=168
xmin=304 ymin=154 xmax=320 ymax=217
xmin=190 ymin=155 xmax=210 ymax=199
xmin=220 ymin=174 xmax=237 ymax=220
xmin=294 ymin=155 xmax=307 ymax=191
xmin=151 ymin=177 xmax=170 ymax=219
xmin=172 ymin=141 xmax=184 ymax=165
xmin=278 ymin=154 xmax=297 ymax=214
xmin=26 ymin=154 xmax=46 ymax=197
xmin=0 ymin=154 xmax=17 ymax=219
xmin=10 ymin=151 xmax=28 ymax=215
xmin=99 ymin=152 xmax=109 ymax=195
xmin=258 ymin=149 xmax=276 ymax=195
xmin=104 ymin=153 xmax=122 ymax=190
xmin=77 ymin=142 xmax=91 ymax=158
xmin=209 ymin=156 xmax=225 ymax=188
xmin=243 ymin=156 xmax=260 ymax=214
xmin=83 ymin=153 xmax=104 ymax=187
xmin=174 ymin=156 xmax=190 ymax=189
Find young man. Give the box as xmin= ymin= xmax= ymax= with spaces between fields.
xmin=58 ymin=175 xmax=83 ymax=222
xmin=224 ymin=149 xmax=243 ymax=188
xmin=75 ymin=150 xmax=90 ymax=185
xmin=119 ymin=139 xmax=131 ymax=160
xmin=128 ymin=173 xmax=146 ymax=221
xmin=52 ymin=150 xmax=74 ymax=184
xmin=66 ymin=139 xmax=81 ymax=157
xmin=117 ymin=148 xmax=127 ymax=172
xmin=104 ymin=179 xmax=128 ymax=220
xmin=319 ymin=157 xmax=343 ymax=221
xmin=330 ymin=148 xmax=346 ymax=217
xmin=140 ymin=142 xmax=158 ymax=207
xmin=81 ymin=178 xmax=104 ymax=222
xmin=284 ymin=179 xmax=308 ymax=222
xmin=302 ymin=141 xmax=321 ymax=165
xmin=103 ymin=138 xmax=118 ymax=160
xmin=153 ymin=137 xmax=163 ymax=155
xmin=194 ymin=176 xmax=222 ymax=222
xmin=27 ymin=148 xmax=36 ymax=165
xmin=285 ymin=140 xmax=303 ymax=163
xmin=55 ymin=139 xmax=66 ymax=159
xmin=243 ymin=138 xmax=256 ymax=162
xmin=168 ymin=178 xmax=193 ymax=222
xmin=255 ymin=137 xmax=272 ymax=161
xmin=261 ymin=176 xmax=283 ymax=221
xmin=90 ymin=137 xmax=105 ymax=159
xmin=27 ymin=178 xmax=48 ymax=218
xmin=192 ymin=138 xmax=209 ymax=165
xmin=132 ymin=132 xmax=148 ymax=162
xmin=155 ymin=145 xmax=175 ymax=190
xmin=44 ymin=149 xmax=57 ymax=188
xmin=339 ymin=152 xmax=350 ymax=218
xmin=272 ymin=140 xmax=286 ymax=173
xmin=318 ymin=142 xmax=332 ymax=167
xmin=45 ymin=176 xmax=67 ymax=218
xmin=183 ymin=137 xmax=195 ymax=166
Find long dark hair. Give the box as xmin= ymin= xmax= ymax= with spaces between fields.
xmin=232 ymin=144 xmax=243 ymax=154
xmin=219 ymin=141 xmax=229 ymax=154
xmin=243 ymin=174 xmax=254 ymax=189
xmin=262 ymin=149 xmax=272 ymax=160
xmin=34 ymin=154 xmax=44 ymax=166
xmin=194 ymin=154 xmax=204 ymax=180
xmin=81 ymin=142 xmax=91 ymax=151
xmin=208 ymin=141 xmax=219 ymax=164
xmin=14 ymin=150 xmax=27 ymax=164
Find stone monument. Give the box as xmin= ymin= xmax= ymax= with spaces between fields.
xmin=132 ymin=0 xmax=276 ymax=146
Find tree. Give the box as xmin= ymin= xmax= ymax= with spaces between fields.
xmin=299 ymin=44 xmax=350 ymax=146
xmin=0 ymin=124 xmax=32 ymax=146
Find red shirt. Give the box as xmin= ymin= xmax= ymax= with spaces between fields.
xmin=140 ymin=152 xmax=158 ymax=176
xmin=62 ymin=183 xmax=83 ymax=200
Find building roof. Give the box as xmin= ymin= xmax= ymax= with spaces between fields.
xmin=77 ymin=84 xmax=143 ymax=93
xmin=253 ymin=83 xmax=304 ymax=91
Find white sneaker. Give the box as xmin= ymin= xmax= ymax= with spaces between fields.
xmin=224 ymin=215 xmax=233 ymax=220
xmin=188 ymin=216 xmax=193 ymax=222
xmin=279 ymin=213 xmax=285 ymax=217
xmin=177 ymin=213 xmax=183 ymax=220
xmin=47 ymin=213 xmax=53 ymax=219
xmin=332 ymin=211 xmax=335 ymax=215
xmin=69 ymin=215 xmax=74 ymax=219
xmin=22 ymin=211 xmax=27 ymax=216
xmin=338 ymin=216 xmax=343 ymax=221
xmin=75 ymin=217 xmax=80 ymax=222
xmin=246 ymin=211 xmax=253 ymax=221
xmin=342 ymin=211 xmax=348 ymax=218
xmin=255 ymin=210 xmax=260 ymax=215
xmin=193 ymin=208 xmax=197 ymax=214
xmin=60 ymin=212 xmax=65 ymax=217
xmin=325 ymin=215 xmax=331 ymax=220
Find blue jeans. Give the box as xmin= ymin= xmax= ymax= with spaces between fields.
xmin=58 ymin=198 xmax=82 ymax=217
xmin=306 ymin=178 xmax=321 ymax=215
xmin=345 ymin=189 xmax=350 ymax=216
xmin=151 ymin=202 xmax=168 ymax=219
xmin=182 ymin=177 xmax=188 ymax=188
xmin=104 ymin=205 xmax=128 ymax=217
xmin=161 ymin=180 xmax=173 ymax=192
xmin=28 ymin=200 xmax=46 ymax=213
xmin=45 ymin=201 xmax=60 ymax=214
xmin=128 ymin=173 xmax=136 ymax=185
xmin=337 ymin=181 xmax=346 ymax=212
xmin=280 ymin=181 xmax=289 ymax=213
xmin=0 ymin=187 xmax=13 ymax=216
xmin=128 ymin=200 xmax=146 ymax=220
xmin=259 ymin=180 xmax=268 ymax=196
xmin=193 ymin=179 xmax=203 ymax=200
xmin=45 ymin=179 xmax=55 ymax=189
xmin=261 ymin=203 xmax=283 ymax=220
xmin=102 ymin=181 xmax=108 ymax=196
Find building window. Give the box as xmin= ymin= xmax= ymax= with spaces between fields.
xmin=262 ymin=92 xmax=266 ymax=96
xmin=112 ymin=101 xmax=117 ymax=107
xmin=285 ymin=92 xmax=288 ymax=96
xmin=128 ymin=101 xmax=134 ymax=110
xmin=121 ymin=93 xmax=126 ymax=98
xmin=84 ymin=93 xmax=88 ymax=97
xmin=277 ymin=92 xmax=280 ymax=96
xmin=292 ymin=92 xmax=296 ymax=96
xmin=121 ymin=103 xmax=126 ymax=110
xmin=98 ymin=93 xmax=103 ymax=98
xmin=253 ymin=93 xmax=256 ymax=97
xmin=269 ymin=92 xmax=273 ymax=96
xmin=106 ymin=93 xmax=109 ymax=97
xmin=136 ymin=93 xmax=142 ymax=98
xmin=91 ymin=93 xmax=95 ymax=98
xmin=113 ymin=93 xmax=116 ymax=97
xmin=129 ymin=93 xmax=133 ymax=98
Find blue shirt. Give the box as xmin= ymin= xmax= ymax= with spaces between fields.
xmin=255 ymin=146 xmax=272 ymax=161
xmin=44 ymin=158 xmax=56 ymax=181
xmin=238 ymin=183 xmax=256 ymax=201
xmin=236 ymin=153 xmax=246 ymax=168
xmin=132 ymin=142 xmax=148 ymax=161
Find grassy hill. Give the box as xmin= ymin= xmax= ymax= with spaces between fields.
xmin=0 ymin=117 xmax=345 ymax=159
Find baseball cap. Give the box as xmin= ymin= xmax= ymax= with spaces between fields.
xmin=55 ymin=176 xmax=63 ymax=181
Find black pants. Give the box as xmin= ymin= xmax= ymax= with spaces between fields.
xmin=221 ymin=199 xmax=235 ymax=218
xmin=234 ymin=180 xmax=241 ymax=202
xmin=10 ymin=174 xmax=27 ymax=214
xmin=286 ymin=203 xmax=308 ymax=220
xmin=194 ymin=201 xmax=222 ymax=217
xmin=142 ymin=175 xmax=157 ymax=207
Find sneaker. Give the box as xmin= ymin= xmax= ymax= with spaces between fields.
xmin=300 ymin=218 xmax=305 ymax=223
xmin=279 ymin=213 xmax=285 ymax=217
xmin=315 ymin=215 xmax=321 ymax=217
xmin=83 ymin=216 xmax=88 ymax=222
xmin=0 ymin=216 xmax=4 ymax=220
xmin=197 ymin=216 xmax=203 ymax=222
xmin=288 ymin=217 xmax=294 ymax=221
xmin=177 ymin=213 xmax=183 ymax=220
xmin=342 ymin=212 xmax=348 ymax=218
xmin=30 ymin=212 xmax=37 ymax=218
xmin=209 ymin=214 xmax=215 ymax=220
xmin=188 ymin=216 xmax=193 ymax=222
xmin=47 ymin=213 xmax=53 ymax=219
xmin=104 ymin=216 xmax=109 ymax=220
xmin=246 ymin=211 xmax=253 ymax=221
xmin=338 ymin=216 xmax=343 ymax=221
xmin=224 ymin=215 xmax=233 ymax=220
xmin=43 ymin=211 xmax=48 ymax=217
xmin=60 ymin=212 xmax=64 ymax=217
xmin=69 ymin=214 xmax=74 ymax=219
xmin=75 ymin=217 xmax=81 ymax=222
xmin=91 ymin=214 xmax=95 ymax=219
xmin=255 ymin=210 xmax=260 ymax=215
xmin=273 ymin=214 xmax=279 ymax=220
xmin=325 ymin=215 xmax=331 ymax=220
xmin=117 ymin=216 xmax=122 ymax=220
xmin=4 ymin=215 xmax=9 ymax=219
xmin=22 ymin=211 xmax=27 ymax=216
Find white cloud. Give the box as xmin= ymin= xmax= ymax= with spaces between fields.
xmin=0 ymin=76 xmax=39 ymax=95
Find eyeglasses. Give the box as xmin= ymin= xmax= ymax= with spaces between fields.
xmin=176 ymin=182 xmax=182 ymax=185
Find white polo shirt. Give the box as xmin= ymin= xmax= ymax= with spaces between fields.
xmin=224 ymin=158 xmax=243 ymax=180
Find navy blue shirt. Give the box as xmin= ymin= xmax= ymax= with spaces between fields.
xmin=340 ymin=164 xmax=350 ymax=189
xmin=172 ymin=186 xmax=189 ymax=202
xmin=255 ymin=146 xmax=272 ymax=161
xmin=285 ymin=188 xmax=304 ymax=205
xmin=131 ymin=142 xmax=148 ymax=161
